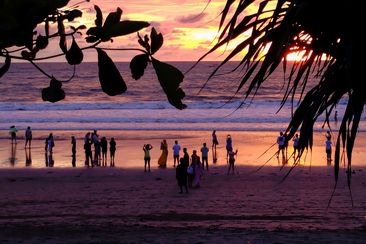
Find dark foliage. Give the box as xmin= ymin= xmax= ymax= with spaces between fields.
xmin=0 ymin=1 xmax=186 ymax=109
xmin=195 ymin=0 xmax=362 ymax=189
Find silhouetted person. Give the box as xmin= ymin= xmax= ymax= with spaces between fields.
xmin=94 ymin=139 xmax=100 ymax=167
xmin=9 ymin=125 xmax=17 ymax=144
xmin=25 ymin=148 xmax=32 ymax=167
xmin=84 ymin=137 xmax=92 ymax=167
xmin=200 ymin=142 xmax=209 ymax=171
xmin=326 ymin=136 xmax=332 ymax=165
xmin=293 ymin=133 xmax=300 ymax=160
xmin=71 ymin=136 xmax=76 ymax=167
xmin=45 ymin=138 xmax=49 ymax=152
xmin=143 ymin=144 xmax=153 ymax=172
xmin=334 ymin=110 xmax=338 ymax=123
xmin=47 ymin=133 xmax=54 ymax=153
xmin=100 ymin=137 xmax=108 ymax=167
xmin=176 ymin=158 xmax=188 ymax=193
xmin=110 ymin=137 xmax=116 ymax=167
xmin=325 ymin=130 xmax=331 ymax=141
xmin=277 ymin=132 xmax=285 ymax=163
xmin=227 ymin=148 xmax=238 ymax=175
xmin=182 ymin=147 xmax=190 ymax=167
xmin=226 ymin=134 xmax=233 ymax=163
xmin=212 ymin=130 xmax=218 ymax=163
xmin=72 ymin=154 xmax=76 ymax=167
xmin=25 ymin=126 xmax=32 ymax=148
xmin=284 ymin=132 xmax=289 ymax=163
xmin=172 ymin=140 xmax=181 ymax=167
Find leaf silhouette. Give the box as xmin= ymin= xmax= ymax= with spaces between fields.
xmin=150 ymin=27 xmax=163 ymax=55
xmin=58 ymin=19 xmax=67 ymax=53
xmin=94 ymin=5 xmax=103 ymax=27
xmin=41 ymin=78 xmax=65 ymax=103
xmin=104 ymin=21 xmax=150 ymax=39
xmin=35 ymin=35 xmax=48 ymax=50
xmin=152 ymin=58 xmax=186 ymax=109
xmin=0 ymin=53 xmax=11 ymax=78
xmin=97 ymin=48 xmax=127 ymax=96
xmin=103 ymin=7 xmax=122 ymax=29
xmin=66 ymin=37 xmax=83 ymax=65
xmin=130 ymin=54 xmax=149 ymax=80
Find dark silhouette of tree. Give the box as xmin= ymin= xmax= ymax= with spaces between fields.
xmin=193 ymin=0 xmax=361 ymax=192
xmin=0 ymin=0 xmax=186 ymax=109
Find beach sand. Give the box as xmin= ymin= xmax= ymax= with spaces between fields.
xmin=1 ymin=165 xmax=366 ymax=243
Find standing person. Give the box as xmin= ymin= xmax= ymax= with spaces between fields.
xmin=25 ymin=126 xmax=32 ymax=148
xmin=227 ymin=148 xmax=238 ymax=175
xmin=200 ymin=143 xmax=209 ymax=171
xmin=176 ymin=158 xmax=188 ymax=193
xmin=283 ymin=132 xmax=289 ymax=163
xmin=71 ymin=136 xmax=76 ymax=155
xmin=326 ymin=136 xmax=332 ymax=165
xmin=9 ymin=125 xmax=17 ymax=144
xmin=226 ymin=134 xmax=233 ymax=162
xmin=100 ymin=137 xmax=108 ymax=167
xmin=293 ymin=133 xmax=300 ymax=159
xmin=192 ymin=151 xmax=202 ymax=188
xmin=158 ymin=139 xmax=168 ymax=168
xmin=44 ymin=137 xmax=49 ymax=153
xmin=334 ymin=110 xmax=338 ymax=123
xmin=84 ymin=137 xmax=92 ymax=167
xmin=143 ymin=144 xmax=153 ymax=172
xmin=71 ymin=136 xmax=76 ymax=167
xmin=172 ymin=140 xmax=181 ymax=167
xmin=212 ymin=130 xmax=219 ymax=162
xmin=94 ymin=139 xmax=100 ymax=167
xmin=325 ymin=130 xmax=331 ymax=141
xmin=182 ymin=148 xmax=190 ymax=167
xmin=277 ymin=132 xmax=285 ymax=161
xmin=109 ymin=137 xmax=116 ymax=167
xmin=47 ymin=133 xmax=55 ymax=153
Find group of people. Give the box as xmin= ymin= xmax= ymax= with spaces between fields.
xmin=83 ymin=130 xmax=116 ymax=167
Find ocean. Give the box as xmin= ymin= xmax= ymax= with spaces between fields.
xmin=0 ymin=61 xmax=356 ymax=133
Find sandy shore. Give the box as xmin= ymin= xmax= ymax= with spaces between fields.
xmin=1 ymin=165 xmax=366 ymax=243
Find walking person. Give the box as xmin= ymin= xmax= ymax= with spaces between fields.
xmin=47 ymin=133 xmax=55 ymax=153
xmin=143 ymin=144 xmax=153 ymax=172
xmin=172 ymin=140 xmax=181 ymax=167
xmin=100 ymin=137 xmax=108 ymax=167
xmin=200 ymin=143 xmax=209 ymax=171
xmin=9 ymin=125 xmax=17 ymax=144
xmin=25 ymin=126 xmax=32 ymax=148
xmin=109 ymin=137 xmax=116 ymax=167
xmin=176 ymin=158 xmax=188 ymax=193
xmin=227 ymin=148 xmax=238 ymax=175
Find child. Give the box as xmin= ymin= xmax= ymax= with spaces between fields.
xmin=143 ymin=144 xmax=153 ymax=172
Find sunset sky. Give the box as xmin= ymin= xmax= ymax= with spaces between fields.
xmin=56 ymin=0 xmax=258 ymax=62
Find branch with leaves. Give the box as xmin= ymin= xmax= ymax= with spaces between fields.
xmin=0 ymin=1 xmax=186 ymax=109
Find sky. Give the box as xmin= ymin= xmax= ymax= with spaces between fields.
xmin=30 ymin=0 xmax=258 ymax=62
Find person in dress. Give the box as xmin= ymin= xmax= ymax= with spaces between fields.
xmin=158 ymin=139 xmax=168 ymax=168
xmin=143 ymin=144 xmax=153 ymax=172
xmin=25 ymin=126 xmax=32 ymax=148
xmin=227 ymin=148 xmax=238 ymax=175
xmin=200 ymin=143 xmax=209 ymax=171
xmin=191 ymin=150 xmax=202 ymax=188
xmin=109 ymin=137 xmax=116 ymax=167
xmin=172 ymin=140 xmax=181 ymax=168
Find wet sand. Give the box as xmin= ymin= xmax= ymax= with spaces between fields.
xmin=1 ymin=166 xmax=366 ymax=243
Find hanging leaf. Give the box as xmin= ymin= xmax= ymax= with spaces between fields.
xmin=65 ymin=9 xmax=82 ymax=22
xmin=58 ymin=19 xmax=67 ymax=53
xmin=42 ymin=78 xmax=65 ymax=103
xmin=150 ymin=27 xmax=163 ymax=55
xmin=35 ymin=35 xmax=49 ymax=50
xmin=97 ymin=48 xmax=127 ymax=96
xmin=130 ymin=54 xmax=149 ymax=80
xmin=94 ymin=5 xmax=103 ymax=27
xmin=152 ymin=58 xmax=186 ymax=109
xmin=0 ymin=53 xmax=11 ymax=78
xmin=85 ymin=36 xmax=100 ymax=43
xmin=66 ymin=37 xmax=83 ymax=65
xmin=104 ymin=21 xmax=150 ymax=39
xmin=103 ymin=7 xmax=122 ymax=29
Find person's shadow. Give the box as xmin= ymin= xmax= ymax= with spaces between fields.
xmin=25 ymin=148 xmax=32 ymax=167
xmin=9 ymin=143 xmax=17 ymax=166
